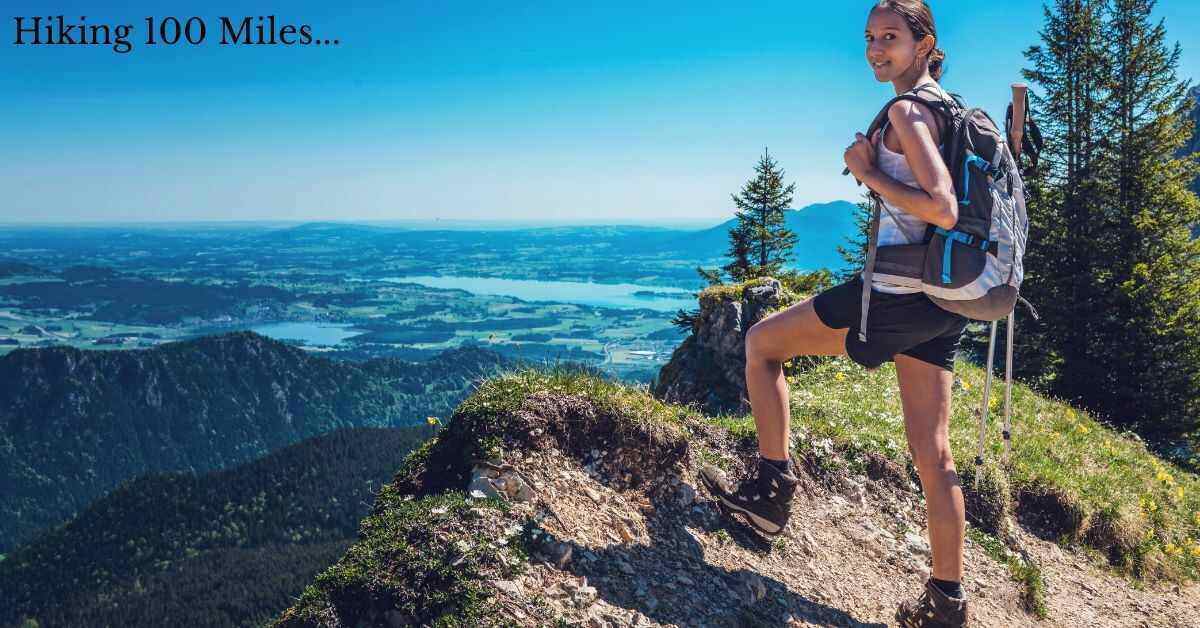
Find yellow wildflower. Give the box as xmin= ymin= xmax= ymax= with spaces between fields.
xmin=1076 ymin=424 xmax=1090 ymax=435
xmin=989 ymin=397 xmax=999 ymax=409
xmin=961 ymin=379 xmax=972 ymax=391
xmin=1140 ymin=496 xmax=1158 ymax=513
xmin=1066 ymin=408 xmax=1075 ymax=419
xmin=1156 ymin=470 xmax=1174 ymax=485
xmin=835 ymin=372 xmax=845 ymax=381
xmin=1191 ymin=545 xmax=1200 ymax=558
xmin=426 ymin=416 xmax=440 ymax=426
xmin=1164 ymin=543 xmax=1183 ymax=557
xmin=1173 ymin=486 xmax=1184 ymax=501
xmin=1194 ymin=512 xmax=1200 ymax=526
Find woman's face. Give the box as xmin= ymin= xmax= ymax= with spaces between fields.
xmin=864 ymin=8 xmax=928 ymax=82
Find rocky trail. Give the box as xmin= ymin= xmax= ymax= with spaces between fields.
xmin=275 ymin=384 xmax=1198 ymax=628
xmin=459 ymin=394 xmax=1197 ymax=627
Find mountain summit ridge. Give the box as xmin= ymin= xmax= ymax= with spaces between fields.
xmin=270 ymin=360 xmax=1199 ymax=627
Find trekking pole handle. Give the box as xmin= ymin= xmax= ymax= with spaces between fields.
xmin=1010 ymin=83 xmax=1027 ymax=161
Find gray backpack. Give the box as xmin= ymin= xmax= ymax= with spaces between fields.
xmin=848 ymin=82 xmax=1042 ymax=478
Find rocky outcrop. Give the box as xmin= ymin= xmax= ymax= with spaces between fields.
xmin=651 ymin=278 xmax=794 ymax=415
xmin=272 ymin=372 xmax=1200 ymax=628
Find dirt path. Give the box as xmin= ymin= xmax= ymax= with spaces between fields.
xmin=488 ymin=448 xmax=1199 ymax=627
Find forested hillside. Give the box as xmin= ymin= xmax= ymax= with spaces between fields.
xmin=0 ymin=426 xmax=434 ymax=628
xmin=0 ymin=332 xmax=512 ymax=551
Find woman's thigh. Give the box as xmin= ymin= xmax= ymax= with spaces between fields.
xmin=894 ymin=353 xmax=955 ymax=461
xmin=746 ymin=296 xmax=850 ymax=363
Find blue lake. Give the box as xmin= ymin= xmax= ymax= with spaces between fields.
xmin=250 ymin=322 xmax=363 ymax=346
xmin=382 ymin=275 xmax=696 ymax=312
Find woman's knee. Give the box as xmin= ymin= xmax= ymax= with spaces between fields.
xmin=911 ymin=441 xmax=956 ymax=475
xmin=744 ymin=322 xmax=774 ymax=362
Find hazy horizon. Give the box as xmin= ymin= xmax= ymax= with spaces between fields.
xmin=0 ymin=201 xmax=859 ymax=230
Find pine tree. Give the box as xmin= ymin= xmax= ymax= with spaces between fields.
xmin=731 ymin=148 xmax=799 ymax=278
xmin=1182 ymin=86 xmax=1200 ymax=200
xmin=1097 ymin=0 xmax=1200 ymax=438
xmin=835 ymin=193 xmax=874 ymax=283
xmin=1012 ymin=0 xmax=1111 ymax=399
xmin=721 ymin=220 xmax=755 ymax=283
xmin=1011 ymin=0 xmax=1200 ymax=442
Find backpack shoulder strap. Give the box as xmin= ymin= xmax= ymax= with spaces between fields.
xmin=865 ymin=83 xmax=959 ymax=140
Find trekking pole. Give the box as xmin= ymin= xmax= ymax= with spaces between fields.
xmin=1010 ymin=83 xmax=1027 ymax=162
xmin=973 ymin=321 xmax=998 ymax=490
xmin=1002 ymin=312 xmax=1016 ymax=462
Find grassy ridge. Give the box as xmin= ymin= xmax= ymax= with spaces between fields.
xmin=276 ymin=362 xmax=1199 ymax=626
xmin=778 ymin=355 xmax=1200 ymax=581
xmin=274 ymin=365 xmax=697 ymax=627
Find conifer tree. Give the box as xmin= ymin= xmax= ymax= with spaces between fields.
xmin=731 ymin=148 xmax=799 ymax=278
xmin=721 ymin=221 xmax=755 ymax=284
xmin=1096 ymin=0 xmax=1200 ymax=437
xmin=835 ymin=193 xmax=874 ymax=283
xmin=1010 ymin=0 xmax=1111 ymax=398
xmin=1010 ymin=0 xmax=1200 ymax=441
xmin=1183 ymin=86 xmax=1200 ymax=199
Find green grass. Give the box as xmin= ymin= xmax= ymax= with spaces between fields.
xmin=275 ymin=358 xmax=1200 ymax=625
xmin=967 ymin=527 xmax=1048 ymax=618
xmin=272 ymin=491 xmax=524 ymax=627
xmin=454 ymin=362 xmax=693 ymax=436
xmin=786 ymin=355 xmax=1200 ymax=582
xmin=460 ymin=361 xmax=1200 ymax=581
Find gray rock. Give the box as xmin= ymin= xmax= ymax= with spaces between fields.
xmin=677 ymin=482 xmax=697 ymax=507
xmin=905 ymin=531 xmax=931 ymax=557
xmin=492 ymin=579 xmax=522 ymax=596
xmin=737 ymin=571 xmax=767 ymax=604
xmin=467 ymin=465 xmax=503 ymax=499
xmin=651 ymin=278 xmax=790 ymax=414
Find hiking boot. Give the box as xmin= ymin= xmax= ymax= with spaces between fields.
xmin=895 ymin=578 xmax=969 ymax=627
xmin=697 ymin=459 xmax=800 ymax=537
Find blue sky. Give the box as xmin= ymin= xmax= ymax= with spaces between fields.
xmin=2 ymin=1 xmax=1198 ymax=225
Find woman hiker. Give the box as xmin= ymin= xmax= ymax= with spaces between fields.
xmin=699 ymin=1 xmax=971 ymax=625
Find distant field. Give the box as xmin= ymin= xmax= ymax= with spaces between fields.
xmin=0 ymin=208 xmax=856 ymax=379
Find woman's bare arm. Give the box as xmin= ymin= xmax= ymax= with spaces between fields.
xmin=859 ymin=100 xmax=958 ymax=230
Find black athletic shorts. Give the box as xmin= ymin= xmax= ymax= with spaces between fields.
xmin=813 ymin=275 xmax=968 ymax=372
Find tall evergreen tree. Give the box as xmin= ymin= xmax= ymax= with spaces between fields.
xmin=731 ymin=148 xmax=799 ymax=278
xmin=721 ymin=220 xmax=755 ymax=284
xmin=1012 ymin=0 xmax=1111 ymax=398
xmin=1182 ymin=86 xmax=1200 ymax=201
xmin=1009 ymin=0 xmax=1200 ymax=442
xmin=1097 ymin=0 xmax=1200 ymax=437
xmin=835 ymin=193 xmax=874 ymax=283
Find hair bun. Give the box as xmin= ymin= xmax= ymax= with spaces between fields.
xmin=930 ymin=47 xmax=946 ymax=62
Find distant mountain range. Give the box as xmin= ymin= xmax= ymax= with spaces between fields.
xmin=669 ymin=201 xmax=859 ymax=271
xmin=0 ymin=426 xmax=434 ymax=628
xmin=0 ymin=332 xmax=513 ymax=552
xmin=250 ymin=201 xmax=861 ymax=275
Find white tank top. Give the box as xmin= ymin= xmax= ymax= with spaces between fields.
xmin=865 ymin=130 xmax=944 ymax=295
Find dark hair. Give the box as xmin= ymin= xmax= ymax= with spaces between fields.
xmin=870 ymin=0 xmax=946 ymax=80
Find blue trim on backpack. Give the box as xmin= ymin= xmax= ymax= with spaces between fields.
xmin=934 ymin=227 xmax=992 ymax=285
xmin=958 ymin=154 xmax=993 ymax=207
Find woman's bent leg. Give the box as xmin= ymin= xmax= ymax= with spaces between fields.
xmin=894 ymin=353 xmax=964 ymax=583
xmin=744 ymin=297 xmax=849 ymax=460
